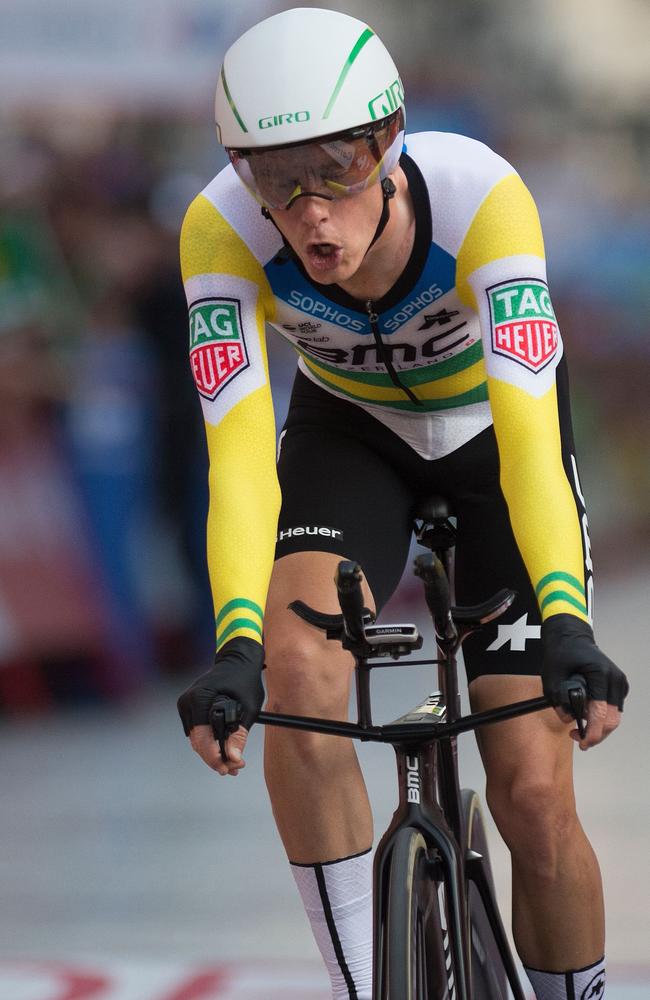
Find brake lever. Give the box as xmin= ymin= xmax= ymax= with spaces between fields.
xmin=560 ymin=676 xmax=588 ymax=741
xmin=569 ymin=687 xmax=587 ymax=741
xmin=209 ymin=697 xmax=242 ymax=763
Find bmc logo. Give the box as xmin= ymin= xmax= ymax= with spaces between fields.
xmin=487 ymin=279 xmax=558 ymax=373
xmin=258 ymin=111 xmax=311 ymax=129
xmin=188 ymin=298 xmax=249 ymax=401
xmin=406 ymin=755 xmax=420 ymax=804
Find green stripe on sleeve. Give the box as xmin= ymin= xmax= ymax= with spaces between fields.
xmin=217 ymin=617 xmax=263 ymax=647
xmin=535 ymin=571 xmax=585 ymax=599
xmin=540 ymin=590 xmax=588 ymax=615
xmin=216 ymin=598 xmax=264 ymax=631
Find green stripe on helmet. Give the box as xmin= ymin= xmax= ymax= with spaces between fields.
xmin=221 ymin=66 xmax=248 ymax=133
xmin=322 ymin=27 xmax=375 ymax=120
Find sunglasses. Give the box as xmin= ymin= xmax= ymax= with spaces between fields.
xmin=228 ymin=110 xmax=405 ymax=210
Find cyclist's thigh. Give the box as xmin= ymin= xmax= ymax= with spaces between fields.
xmin=442 ymin=429 xmax=575 ymax=792
xmin=264 ymin=552 xmax=373 ymax=713
xmin=448 ymin=427 xmax=545 ymax=684
xmin=274 ymin=402 xmax=415 ymax=615
xmin=265 ymin=399 xmax=415 ymax=701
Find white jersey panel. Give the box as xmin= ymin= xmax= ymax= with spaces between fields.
xmin=202 ymin=166 xmax=282 ymax=268
xmin=298 ymin=355 xmax=494 ymax=460
xmin=405 ymin=132 xmax=515 ymax=258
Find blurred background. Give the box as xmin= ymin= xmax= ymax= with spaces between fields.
xmin=1 ymin=1 xmax=648 ymax=997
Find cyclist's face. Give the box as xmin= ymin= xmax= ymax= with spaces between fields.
xmin=269 ymin=182 xmax=385 ymax=284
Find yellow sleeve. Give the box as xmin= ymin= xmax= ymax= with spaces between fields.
xmin=181 ymin=194 xmax=282 ymax=650
xmin=456 ymin=174 xmax=590 ymax=623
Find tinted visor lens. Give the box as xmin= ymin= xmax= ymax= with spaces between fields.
xmin=228 ymin=110 xmax=404 ymax=210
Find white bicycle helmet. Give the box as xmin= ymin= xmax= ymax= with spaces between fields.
xmin=215 ymin=7 xmax=405 ymax=213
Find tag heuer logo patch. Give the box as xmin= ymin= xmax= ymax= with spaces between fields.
xmin=189 ymin=297 xmax=249 ymax=400
xmin=487 ymin=279 xmax=558 ymax=372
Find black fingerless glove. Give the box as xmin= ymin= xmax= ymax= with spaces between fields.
xmin=177 ymin=636 xmax=265 ymax=736
xmin=541 ymin=614 xmax=629 ymax=710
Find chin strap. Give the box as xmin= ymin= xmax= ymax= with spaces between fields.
xmin=261 ymin=177 xmax=397 ymax=264
xmin=364 ymin=177 xmax=396 ymax=257
xmin=262 ymin=205 xmax=297 ymax=263
xmin=262 ymin=177 xmax=418 ymax=406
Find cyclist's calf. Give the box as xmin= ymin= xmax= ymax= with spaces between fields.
xmin=472 ymin=677 xmax=604 ymax=967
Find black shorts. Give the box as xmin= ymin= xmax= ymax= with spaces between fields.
xmin=275 ymin=369 xmax=572 ymax=683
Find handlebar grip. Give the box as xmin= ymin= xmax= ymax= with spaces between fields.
xmin=209 ymin=696 xmax=241 ymax=763
xmin=558 ymin=674 xmax=588 ymax=740
xmin=414 ymin=552 xmax=451 ymax=625
xmin=335 ymin=560 xmax=366 ymax=642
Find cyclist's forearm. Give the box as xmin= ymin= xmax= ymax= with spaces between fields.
xmin=205 ymin=389 xmax=282 ymax=651
xmin=488 ymin=376 xmax=590 ymax=624
xmin=181 ymin=188 xmax=281 ymax=650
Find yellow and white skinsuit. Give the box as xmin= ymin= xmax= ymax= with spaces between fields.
xmin=180 ymin=131 xmax=591 ymax=654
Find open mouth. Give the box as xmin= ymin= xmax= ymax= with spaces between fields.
xmin=305 ymin=242 xmax=343 ymax=272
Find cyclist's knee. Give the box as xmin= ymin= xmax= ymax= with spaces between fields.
xmin=486 ymin=772 xmax=577 ymax=875
xmin=264 ymin=626 xmax=352 ymax=718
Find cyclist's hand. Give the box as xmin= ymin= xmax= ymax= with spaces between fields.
xmin=541 ymin=614 xmax=629 ymax=750
xmin=177 ymin=637 xmax=265 ymax=776
xmin=185 ymin=721 xmax=249 ymax=777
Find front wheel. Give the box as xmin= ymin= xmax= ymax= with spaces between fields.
xmin=463 ymin=790 xmax=509 ymax=999
xmin=384 ymin=827 xmax=449 ymax=1000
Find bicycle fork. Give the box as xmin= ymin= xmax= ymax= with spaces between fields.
xmin=465 ymin=852 xmax=527 ymax=1000
xmin=372 ymin=744 xmax=473 ymax=999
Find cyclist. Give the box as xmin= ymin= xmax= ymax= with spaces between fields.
xmin=177 ymin=9 xmax=628 ymax=999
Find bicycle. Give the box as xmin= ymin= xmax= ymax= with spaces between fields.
xmin=211 ymin=495 xmax=586 ymax=999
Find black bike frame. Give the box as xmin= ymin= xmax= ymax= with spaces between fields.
xmin=255 ymin=506 xmax=559 ymax=999
xmin=258 ymin=642 xmax=544 ymax=999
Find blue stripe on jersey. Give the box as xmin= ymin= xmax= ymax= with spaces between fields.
xmin=264 ymin=256 xmax=370 ymax=335
xmin=264 ymin=240 xmax=456 ymax=336
xmin=381 ymin=242 xmax=456 ymax=333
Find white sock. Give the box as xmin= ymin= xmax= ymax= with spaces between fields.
xmin=525 ymin=957 xmax=606 ymax=1000
xmin=290 ymin=849 xmax=373 ymax=1000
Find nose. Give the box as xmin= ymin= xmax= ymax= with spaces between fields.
xmin=290 ymin=193 xmax=332 ymax=228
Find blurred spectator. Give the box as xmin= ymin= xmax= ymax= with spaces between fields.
xmin=0 ymin=310 xmax=117 ymax=711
